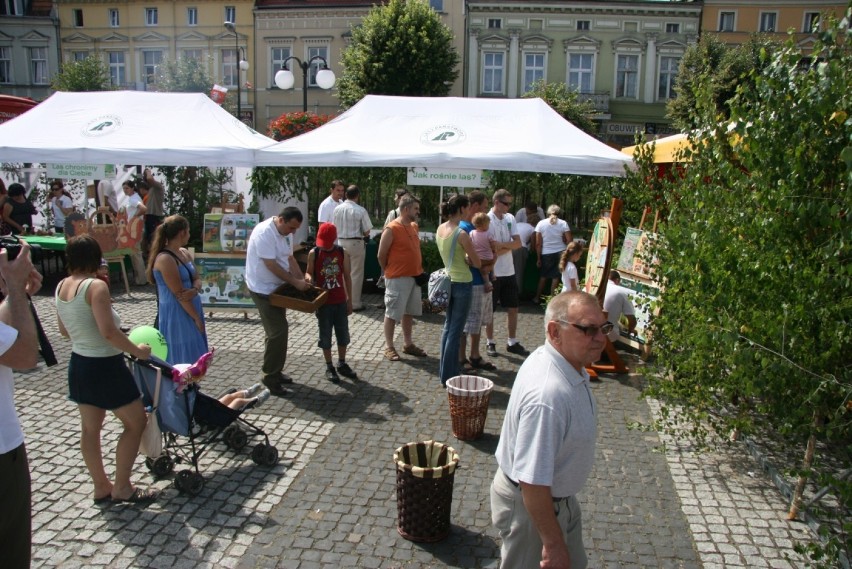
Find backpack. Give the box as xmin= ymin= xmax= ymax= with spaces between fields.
xmin=427 ymin=228 xmax=460 ymax=310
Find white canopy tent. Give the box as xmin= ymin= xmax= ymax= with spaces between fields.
xmin=255 ymin=95 xmax=633 ymax=177
xmin=0 ymin=91 xmax=275 ymax=168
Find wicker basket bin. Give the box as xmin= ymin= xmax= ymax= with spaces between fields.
xmin=446 ymin=375 xmax=494 ymax=441
xmin=394 ymin=440 xmax=459 ymax=542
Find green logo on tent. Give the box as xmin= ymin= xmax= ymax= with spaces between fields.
xmin=421 ymin=125 xmax=466 ymax=146
xmin=82 ymin=115 xmax=122 ymax=137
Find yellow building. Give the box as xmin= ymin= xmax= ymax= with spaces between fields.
xmin=253 ymin=0 xmax=465 ymax=128
xmin=701 ymin=0 xmax=847 ymax=47
xmin=56 ymin=0 xmax=255 ymax=122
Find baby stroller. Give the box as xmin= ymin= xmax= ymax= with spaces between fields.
xmin=130 ymin=355 xmax=280 ymax=495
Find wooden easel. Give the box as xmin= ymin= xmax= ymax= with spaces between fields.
xmin=587 ymin=197 xmax=629 ymax=376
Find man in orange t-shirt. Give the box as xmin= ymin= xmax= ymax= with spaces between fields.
xmin=377 ymin=195 xmax=425 ymax=361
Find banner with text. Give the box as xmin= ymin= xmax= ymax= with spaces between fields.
xmin=47 ymin=163 xmax=115 ymax=179
xmin=407 ymin=168 xmax=487 ymax=188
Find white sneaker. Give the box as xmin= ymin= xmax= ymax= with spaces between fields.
xmin=486 ymin=342 xmax=498 ymax=357
xmin=244 ymin=383 xmax=264 ymax=398
xmin=252 ymin=389 xmax=271 ymax=409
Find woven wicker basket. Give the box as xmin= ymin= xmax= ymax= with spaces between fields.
xmin=88 ymin=208 xmax=119 ymax=254
xmin=446 ymin=375 xmax=494 ymax=441
xmin=394 ymin=440 xmax=459 ymax=542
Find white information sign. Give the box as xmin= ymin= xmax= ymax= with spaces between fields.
xmin=47 ymin=163 xmax=115 ymax=179
xmin=407 ymin=167 xmax=486 ymax=188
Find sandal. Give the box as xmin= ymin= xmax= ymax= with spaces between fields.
xmin=384 ymin=347 xmax=401 ymax=361
xmin=402 ymin=344 xmax=427 ymax=357
xmin=112 ymin=487 xmax=159 ymax=505
xmin=469 ymin=357 xmax=497 ymax=371
xmin=460 ymin=359 xmax=474 ymax=373
xmin=93 ymin=494 xmax=112 ymax=506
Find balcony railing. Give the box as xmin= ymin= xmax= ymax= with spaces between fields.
xmin=576 ymin=91 xmax=609 ymax=112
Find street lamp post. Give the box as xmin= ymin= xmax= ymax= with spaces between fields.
xmin=274 ymin=56 xmax=336 ymax=112
xmin=224 ymin=21 xmax=249 ymax=121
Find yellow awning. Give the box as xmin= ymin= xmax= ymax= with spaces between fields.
xmin=621 ymin=133 xmax=692 ymax=163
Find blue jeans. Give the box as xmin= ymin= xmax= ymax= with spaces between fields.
xmin=439 ymin=281 xmax=473 ymax=384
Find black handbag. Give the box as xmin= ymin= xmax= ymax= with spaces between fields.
xmin=414 ymin=272 xmax=429 ymax=287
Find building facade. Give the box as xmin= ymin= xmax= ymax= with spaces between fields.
xmin=253 ymin=0 xmax=464 ymax=128
xmin=466 ymin=1 xmax=702 ymax=146
xmin=701 ymin=0 xmax=847 ymax=47
xmin=0 ymin=0 xmax=60 ymax=100
xmin=4 ymin=0 xmax=844 ymax=143
xmin=53 ymin=0 xmax=255 ymax=121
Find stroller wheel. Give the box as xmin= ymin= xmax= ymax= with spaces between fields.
xmin=175 ymin=469 xmax=204 ymax=495
xmin=262 ymin=445 xmax=279 ymax=466
xmin=225 ymin=426 xmax=248 ymax=451
xmin=152 ymin=455 xmax=175 ymax=478
xmin=251 ymin=443 xmax=280 ymax=467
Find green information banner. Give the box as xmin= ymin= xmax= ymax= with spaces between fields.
xmin=195 ymin=253 xmax=255 ymax=309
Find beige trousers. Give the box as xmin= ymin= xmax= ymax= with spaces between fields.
xmin=339 ymin=238 xmax=365 ymax=309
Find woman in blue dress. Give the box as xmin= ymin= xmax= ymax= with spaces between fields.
xmin=146 ymin=215 xmax=208 ymax=364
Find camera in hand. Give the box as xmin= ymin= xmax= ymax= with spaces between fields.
xmin=0 ymin=235 xmax=55 ymax=366
xmin=0 ymin=235 xmax=42 ymax=263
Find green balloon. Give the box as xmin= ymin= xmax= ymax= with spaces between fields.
xmin=128 ymin=326 xmax=168 ymax=360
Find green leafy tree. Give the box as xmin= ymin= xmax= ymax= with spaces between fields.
xmin=51 ymin=56 xmax=113 ymax=92
xmin=522 ymin=80 xmax=596 ymax=136
xmin=649 ymin=9 xmax=851 ymax=566
xmin=667 ymin=34 xmax=779 ymax=132
xmin=154 ymin=56 xmax=215 ymax=93
xmin=336 ymin=0 xmax=459 ymax=109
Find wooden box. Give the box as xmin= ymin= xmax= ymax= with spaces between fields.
xmin=269 ymin=285 xmax=328 ymax=313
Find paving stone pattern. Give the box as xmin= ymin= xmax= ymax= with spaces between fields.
xmin=20 ymin=286 xmax=813 ymax=568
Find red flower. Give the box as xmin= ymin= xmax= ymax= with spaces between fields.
xmin=267 ymin=111 xmax=334 ymax=142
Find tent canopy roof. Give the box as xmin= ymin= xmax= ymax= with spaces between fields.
xmin=255 ymin=95 xmax=634 ymax=177
xmin=0 ymin=91 xmax=274 ymax=168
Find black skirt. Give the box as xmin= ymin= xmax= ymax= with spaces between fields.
xmin=68 ymin=352 xmax=141 ymax=410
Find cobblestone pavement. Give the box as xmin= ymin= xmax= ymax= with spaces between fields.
xmin=19 ymin=284 xmax=814 ymax=568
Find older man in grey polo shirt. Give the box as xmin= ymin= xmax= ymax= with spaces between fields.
xmin=491 ymin=290 xmax=611 ymax=569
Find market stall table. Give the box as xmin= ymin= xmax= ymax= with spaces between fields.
xmin=19 ymin=234 xmax=67 ymax=275
xmin=19 ymin=235 xmax=133 ymax=295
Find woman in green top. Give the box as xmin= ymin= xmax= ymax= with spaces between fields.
xmin=55 ymin=235 xmax=157 ymax=505
xmin=436 ymin=195 xmax=481 ymax=385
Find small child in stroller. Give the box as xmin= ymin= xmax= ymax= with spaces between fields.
xmin=170 ymin=350 xmax=270 ymax=410
xmin=218 ymin=383 xmax=270 ymax=410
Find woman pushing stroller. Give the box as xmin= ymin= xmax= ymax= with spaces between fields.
xmin=55 ymin=235 xmax=157 ymax=505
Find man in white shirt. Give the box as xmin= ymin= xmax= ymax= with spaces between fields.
xmin=0 ymin=241 xmax=42 ymax=569
xmin=485 ymin=189 xmax=529 ymax=357
xmin=333 ymin=185 xmax=373 ymax=311
xmin=318 ymin=179 xmax=344 ymax=225
xmin=491 ymin=291 xmax=606 ymax=569
xmin=515 ymin=201 xmax=545 ymax=224
xmin=603 ymin=271 xmax=637 ymax=342
xmin=246 ymin=207 xmax=311 ymax=393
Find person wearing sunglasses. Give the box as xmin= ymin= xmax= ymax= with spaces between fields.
xmin=48 ymin=181 xmax=74 ymax=234
xmin=491 ymin=290 xmax=608 ymax=569
xmin=485 ymin=188 xmax=529 ymax=357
